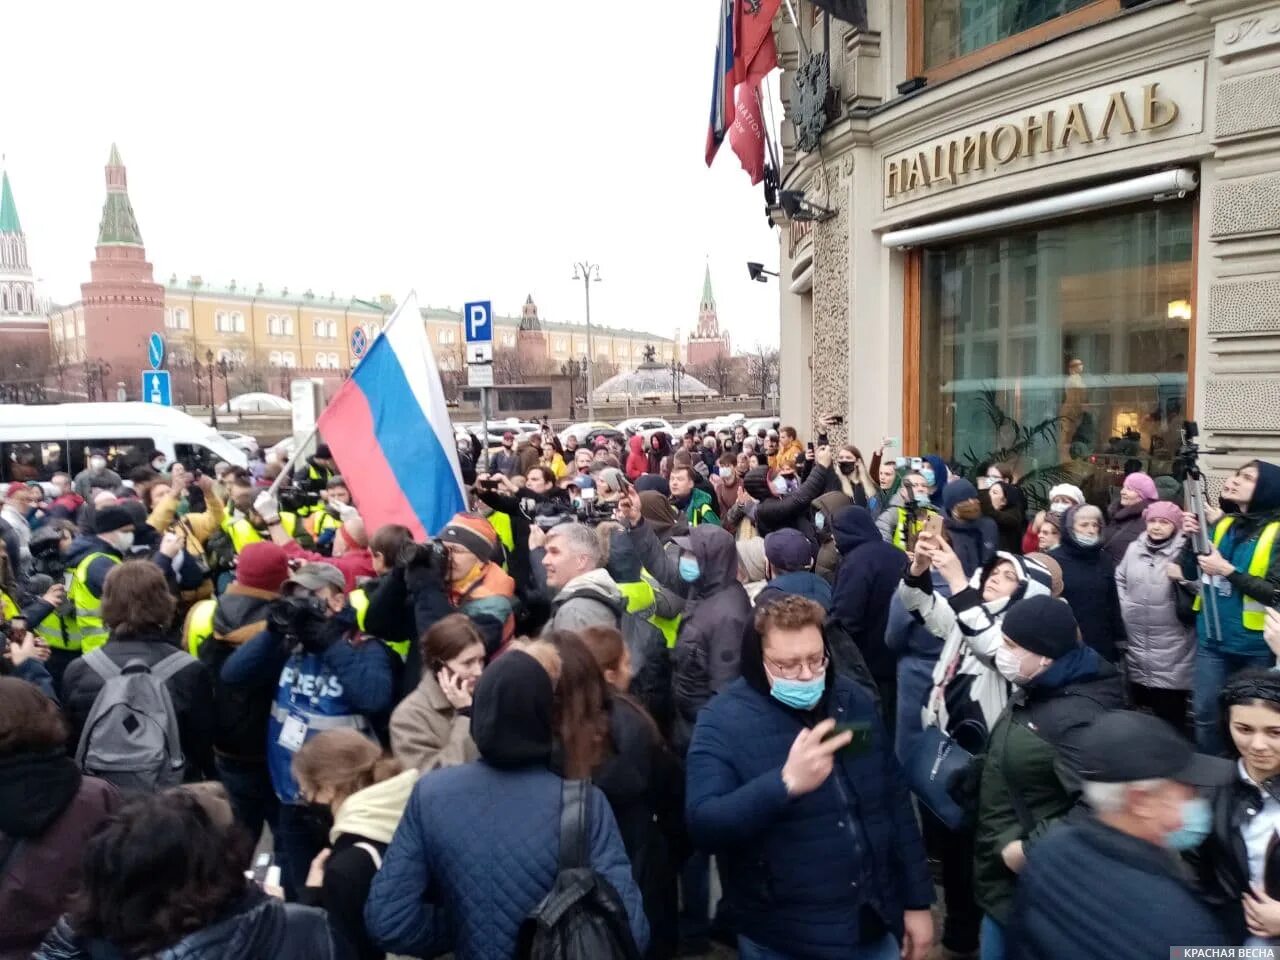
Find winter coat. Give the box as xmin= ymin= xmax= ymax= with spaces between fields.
xmin=1008 ymin=816 xmax=1230 ymax=959
xmin=1115 ymin=532 xmax=1196 ymax=690
xmin=812 ymin=492 xmax=852 ymax=584
xmin=595 ymin=695 xmax=685 ymax=960
xmin=755 ymin=570 xmax=833 ymax=611
xmin=981 ymin=483 xmax=1027 ymax=556
xmin=548 ymin=568 xmax=627 ymax=633
xmin=71 ymin=467 xmax=121 ymax=501
xmin=685 ymin=628 xmax=933 ymax=960
xmin=389 ymin=669 xmax=479 ymax=772
xmin=974 ymin=648 xmax=1125 ymax=923
xmin=34 ymin=889 xmax=340 ymax=960
xmin=922 ymin=455 xmax=950 ymax=509
xmin=903 ymin=553 xmax=1053 ymax=739
xmin=831 ymin=506 xmax=907 ymax=682
xmin=0 ymin=754 xmax=118 ymax=960
xmin=62 ymin=535 xmax=125 ymax=604
xmin=60 ymin=632 xmax=216 ymax=781
xmin=190 ymin=583 xmax=278 ymax=762
xmin=279 ymin=538 xmax=375 ymax=594
xmin=944 ymin=514 xmax=999 ymax=577
xmin=669 ymin=525 xmax=752 ymax=753
xmin=647 ymin=434 xmax=672 ymax=476
xmin=748 ymin=463 xmax=831 ymax=540
xmin=364 ymin=765 xmax=647 ymax=960
xmin=148 ymin=490 xmax=226 ymax=554
xmin=300 ymin=768 xmax=417 ymax=960
xmin=1052 ymin=510 xmax=1127 ymax=662
xmin=626 ymin=435 xmax=648 ymax=481
xmin=1102 ymin=501 xmax=1149 ymax=566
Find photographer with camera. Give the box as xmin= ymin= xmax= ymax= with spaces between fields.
xmin=220 ymin=561 xmax=396 ymax=899
xmin=254 ymin=491 xmax=374 ymax=592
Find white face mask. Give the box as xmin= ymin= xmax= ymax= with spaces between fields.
xmin=109 ymin=531 xmax=135 ymax=553
xmin=90 ymin=457 xmax=107 ymax=471
xmin=995 ymin=646 xmax=1047 ymax=685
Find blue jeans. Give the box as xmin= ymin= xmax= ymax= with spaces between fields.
xmin=738 ymin=933 xmax=898 ymax=960
xmin=1193 ymin=645 xmax=1274 ymax=754
xmin=215 ymin=755 xmax=278 ymax=847
xmin=980 ymin=915 xmax=1005 ymax=960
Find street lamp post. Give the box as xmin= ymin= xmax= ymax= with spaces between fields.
xmin=204 ymin=350 xmax=218 ymax=428
xmin=571 ymin=261 xmax=601 ymax=422
xmin=561 ymin=359 xmax=580 ymax=420
xmin=670 ymin=358 xmax=685 ymax=415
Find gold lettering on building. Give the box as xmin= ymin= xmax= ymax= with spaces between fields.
xmin=1097 ymin=91 xmax=1136 ymax=140
xmin=884 ymin=75 xmax=1185 ymax=200
xmin=1058 ymin=103 xmax=1093 ymax=147
xmin=1141 ymin=82 xmax=1179 ymax=130
xmin=990 ymin=124 xmax=1023 ymax=165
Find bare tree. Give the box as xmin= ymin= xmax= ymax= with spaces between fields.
xmin=746 ymin=344 xmax=780 ymax=410
xmin=234 ymin=361 xmax=270 ymax=395
xmin=692 ymin=352 xmax=734 ymax=396
xmin=493 ymin=346 xmax=556 ymax=385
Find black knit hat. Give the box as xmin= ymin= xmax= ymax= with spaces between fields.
xmin=93 ymin=506 xmax=135 ymax=535
xmin=1002 ymin=595 xmax=1081 ymax=660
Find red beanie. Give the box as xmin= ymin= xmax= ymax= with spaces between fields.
xmin=236 ymin=542 xmax=291 ymax=593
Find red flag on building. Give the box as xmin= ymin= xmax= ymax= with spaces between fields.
xmin=729 ymin=81 xmax=767 ymax=185
xmin=734 ymin=0 xmax=781 ymax=87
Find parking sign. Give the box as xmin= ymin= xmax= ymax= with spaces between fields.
xmin=464 ymin=301 xmax=493 ymax=364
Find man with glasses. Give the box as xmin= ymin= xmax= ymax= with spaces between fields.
xmin=685 ymin=595 xmax=934 ymax=960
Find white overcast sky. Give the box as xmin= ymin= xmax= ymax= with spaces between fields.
xmin=4 ymin=1 xmax=784 ymax=349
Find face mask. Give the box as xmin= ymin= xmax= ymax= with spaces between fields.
xmin=151 ymin=460 xmax=165 ymax=471
xmin=767 ymin=670 xmax=826 ymax=710
xmin=838 ymin=461 xmax=856 ymax=476
xmin=995 ymin=646 xmax=1046 ymax=685
xmin=110 ymin=531 xmax=135 ymax=554
xmin=914 ymin=491 xmax=930 ymax=506
xmin=90 ymin=458 xmax=106 ymax=471
xmin=977 ymin=477 xmax=994 ymax=490
xmin=1050 ymin=501 xmax=1070 ymax=514
xmin=719 ymin=466 xmax=734 ymax=480
xmin=1165 ymin=797 xmax=1212 ymax=851
xmin=1075 ymin=533 xmax=1100 ymax=548
xmin=921 ymin=468 xmax=936 ymax=487
xmin=771 ymin=476 xmax=789 ymax=495
xmin=678 ymin=556 xmax=700 ymax=583
xmin=815 ymin=513 xmax=826 ymax=532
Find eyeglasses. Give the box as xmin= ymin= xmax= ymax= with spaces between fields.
xmin=763 ymin=653 xmax=829 ymax=680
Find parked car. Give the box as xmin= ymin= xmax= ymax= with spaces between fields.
xmin=220 ymin=431 xmax=260 ymax=455
xmin=615 ymin=417 xmax=674 ymax=440
xmin=558 ymin=421 xmax=618 ymax=445
xmin=743 ymin=416 xmax=780 ymax=437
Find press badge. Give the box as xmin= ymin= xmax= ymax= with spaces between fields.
xmin=278 ymin=714 xmax=308 ymax=752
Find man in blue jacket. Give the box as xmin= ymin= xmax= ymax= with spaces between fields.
xmin=221 ymin=561 xmax=395 ymax=899
xmin=365 ymin=647 xmax=648 ymax=960
xmin=686 ymin=594 xmax=933 ymax=960
xmin=754 ymin=528 xmax=832 ymax=610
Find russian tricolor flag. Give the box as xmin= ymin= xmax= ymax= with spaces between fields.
xmin=318 ymin=291 xmax=465 ymax=541
xmin=705 ymin=0 xmax=736 ymax=167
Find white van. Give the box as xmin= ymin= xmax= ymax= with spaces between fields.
xmin=0 ymin=402 xmax=248 ymax=483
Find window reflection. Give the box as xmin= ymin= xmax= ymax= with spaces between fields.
xmin=923 ymin=0 xmax=1099 ymax=69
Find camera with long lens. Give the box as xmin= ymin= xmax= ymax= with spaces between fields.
xmin=1174 ymin=420 xmax=1202 ymax=483
xmin=267 ymin=595 xmax=330 ymax=650
xmin=29 ymin=535 xmax=67 ymax=580
xmin=397 ymin=539 xmax=449 ymax=571
xmin=277 ymin=484 xmax=322 ymax=515
xmin=575 ymin=498 xmax=618 ymax=526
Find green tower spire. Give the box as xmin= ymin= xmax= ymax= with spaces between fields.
xmin=701 ymin=263 xmax=715 ymax=308
xmin=0 ymin=170 xmax=21 ymax=235
xmin=97 ymin=143 xmax=144 ymax=246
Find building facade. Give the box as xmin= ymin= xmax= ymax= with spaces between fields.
xmin=774 ymin=0 xmax=1280 ymax=503
xmin=686 ymin=265 xmax=732 ymax=368
xmin=0 ymin=168 xmax=49 ymax=364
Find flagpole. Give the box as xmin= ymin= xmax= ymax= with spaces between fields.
xmin=782 ymin=0 xmax=810 ymax=56
xmin=267 ymin=290 xmax=418 ymax=499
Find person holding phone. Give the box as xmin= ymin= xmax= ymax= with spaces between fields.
xmin=686 ymin=595 xmax=934 ymax=960
xmin=390 ymin=615 xmax=484 ymax=773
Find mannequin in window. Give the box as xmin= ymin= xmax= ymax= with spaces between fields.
xmin=1058 ymin=357 xmax=1086 ymax=463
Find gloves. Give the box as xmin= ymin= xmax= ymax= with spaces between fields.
xmin=329 ymin=500 xmax=359 ymax=522
xmin=254 ymin=492 xmax=281 ymax=524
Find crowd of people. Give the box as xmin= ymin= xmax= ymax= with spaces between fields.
xmin=0 ymin=418 xmax=1278 ymax=960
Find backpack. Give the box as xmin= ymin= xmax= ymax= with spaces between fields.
xmin=74 ymin=649 xmax=190 ymax=792
xmin=515 ymin=779 xmax=642 ymax=960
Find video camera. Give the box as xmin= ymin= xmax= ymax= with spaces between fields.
xmin=397 ymin=539 xmax=450 ymax=572
xmin=278 ymin=484 xmax=322 ymax=515
xmin=576 ymin=498 xmax=618 ymax=527
xmin=266 ymin=594 xmax=331 ymax=652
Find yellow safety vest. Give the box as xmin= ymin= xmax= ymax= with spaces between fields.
xmin=488 ymin=512 xmax=515 ymax=554
xmin=185 ymin=598 xmax=217 ymax=658
xmin=641 ymin=571 xmax=682 ymax=649
xmin=349 ymin=587 xmax=409 ymax=661
xmin=892 ymin=506 xmax=934 ymax=552
xmin=1193 ymin=517 xmax=1280 ymax=629
xmin=69 ymin=551 xmax=121 ymax=653
xmin=308 ymin=510 xmax=342 ymax=540
xmin=1 ymin=592 xmax=15 ymax=620
xmin=7 ymin=583 xmax=75 ymax=652
xmin=225 ymin=514 xmax=298 ymax=554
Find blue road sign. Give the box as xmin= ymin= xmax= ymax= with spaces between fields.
xmin=464 ymin=301 xmax=492 ymax=343
xmin=147 ymin=332 xmax=165 ymax=370
xmin=351 ymin=326 xmax=368 ymax=359
xmin=142 ymin=370 xmax=171 ymax=406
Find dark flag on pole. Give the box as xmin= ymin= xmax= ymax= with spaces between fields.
xmin=809 ymin=0 xmax=868 ymax=30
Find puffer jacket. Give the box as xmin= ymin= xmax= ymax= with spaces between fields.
xmin=670 ymin=525 xmax=752 ymax=753
xmin=33 ymin=890 xmax=340 ymax=960
xmin=0 ymin=754 xmax=118 ymax=960
xmin=626 ymin=436 xmax=648 ymax=481
xmin=812 ymin=491 xmax=852 ymax=584
xmin=1115 ymin=532 xmax=1196 ymax=689
xmin=974 ymin=648 xmax=1125 ymax=924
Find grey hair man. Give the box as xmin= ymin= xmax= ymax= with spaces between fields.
xmin=541 ymin=521 xmax=626 ymax=634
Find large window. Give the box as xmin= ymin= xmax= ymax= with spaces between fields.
xmin=914 ymin=0 xmax=1118 ymax=79
xmin=918 ymin=200 xmax=1193 ymax=506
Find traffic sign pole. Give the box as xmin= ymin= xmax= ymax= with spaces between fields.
xmin=464 ymin=301 xmax=494 ymax=465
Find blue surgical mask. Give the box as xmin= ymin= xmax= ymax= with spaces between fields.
xmin=1165 ymin=797 xmax=1212 ymax=851
xmin=921 ymin=467 xmax=936 ymax=487
xmin=679 ymin=557 xmax=700 ymax=583
xmin=915 ymin=491 xmax=930 ymax=506
xmin=767 ymin=671 xmax=826 ymax=710
xmin=1075 ymin=533 xmax=1100 ymax=548
xmin=815 ymin=513 xmax=826 ymax=532
xmin=771 ymin=476 xmax=789 ymax=495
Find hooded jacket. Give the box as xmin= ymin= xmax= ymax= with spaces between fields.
xmin=974 ymin=647 xmax=1125 ymax=923
xmin=671 ymin=525 xmax=752 ymax=754
xmin=35 ymin=889 xmax=340 ymax=960
xmin=755 ymin=570 xmax=833 ymax=611
xmin=626 ymin=435 xmax=648 ymax=481
xmin=303 ymin=769 xmax=417 ymax=960
xmin=922 ymin=455 xmax=951 ymax=509
xmin=549 ymin=568 xmax=627 ymax=634
xmin=902 ymin=553 xmax=1053 ymax=737
xmin=646 ymin=433 xmax=672 ymax=476
xmin=1115 ymin=531 xmax=1196 ymax=690
xmin=1052 ymin=506 xmax=1127 ymax=662
xmin=812 ymin=491 xmax=852 ymax=584
xmin=831 ymin=506 xmax=907 ymax=682
xmin=746 ymin=463 xmax=832 ymax=541
xmin=364 ymin=651 xmax=648 ymax=960
xmin=0 ymin=754 xmax=118 ymax=960
xmin=685 ymin=623 xmax=934 ymax=959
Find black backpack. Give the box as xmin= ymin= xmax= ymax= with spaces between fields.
xmin=515 ymin=779 xmax=642 ymax=960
